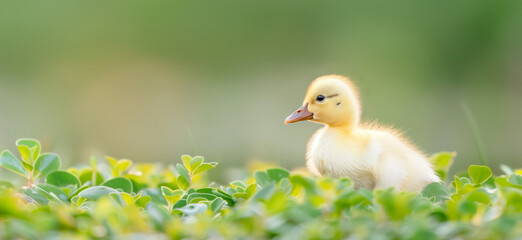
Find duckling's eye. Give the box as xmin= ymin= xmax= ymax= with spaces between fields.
xmin=316 ymin=95 xmax=325 ymax=103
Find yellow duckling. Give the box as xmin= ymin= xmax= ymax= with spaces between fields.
xmin=285 ymin=75 xmax=439 ymax=191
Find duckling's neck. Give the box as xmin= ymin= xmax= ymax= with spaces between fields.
xmin=327 ymin=120 xmax=359 ymax=134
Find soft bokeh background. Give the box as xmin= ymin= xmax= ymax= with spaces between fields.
xmin=1 ymin=1 xmax=521 ymax=182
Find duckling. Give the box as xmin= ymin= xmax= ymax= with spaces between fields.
xmin=285 ymin=75 xmax=439 ymax=191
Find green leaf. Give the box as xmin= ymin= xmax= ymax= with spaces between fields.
xmin=236 ymin=187 xmax=245 ymax=194
xmin=78 ymin=186 xmax=119 ymax=200
xmin=33 ymin=184 xmax=68 ymax=202
xmin=195 ymin=188 xmax=215 ymax=194
xmin=508 ymin=174 xmax=522 ymax=186
xmin=230 ymin=180 xmax=247 ymax=189
xmin=17 ymin=145 xmax=33 ymax=164
xmin=192 ymin=162 xmax=217 ymax=176
xmin=430 ymin=152 xmax=455 ymax=181
xmin=468 ymin=165 xmax=492 ymax=185
xmin=181 ymin=155 xmax=192 ymax=171
xmin=454 ymin=183 xmax=479 ymax=196
xmin=336 ymin=191 xmax=372 ymax=210
xmin=233 ymin=192 xmax=248 ymax=199
xmin=172 ymin=199 xmax=187 ymax=209
xmin=267 ymin=168 xmax=290 ymax=182
xmin=21 ymin=161 xmax=33 ymax=172
xmin=0 ymin=150 xmax=28 ymax=177
xmin=505 ymin=190 xmax=522 ymax=212
xmin=210 ymin=197 xmax=225 ymax=214
xmin=277 ymin=178 xmax=292 ymax=195
xmin=141 ymin=188 xmax=168 ymax=205
xmin=176 ymin=175 xmax=190 ymax=191
xmin=105 ymin=156 xmax=131 ymax=177
xmin=16 ymin=138 xmax=41 ymax=161
xmin=116 ymin=159 xmax=132 ymax=172
xmin=245 ymin=183 xmax=257 ymax=198
xmin=118 ymin=192 xmax=135 ymax=206
xmin=457 ymin=190 xmax=491 ymax=215
xmin=135 ymin=195 xmax=151 ymax=208
xmin=102 ymin=177 xmax=133 ymax=193
xmin=358 ymin=188 xmax=374 ymax=202
xmin=34 ymin=153 xmax=61 ymax=178
xmin=188 ymin=197 xmax=208 ymax=204
xmin=453 ymin=176 xmax=464 ymax=191
xmin=161 ymin=186 xmax=184 ymax=204
xmin=290 ymin=175 xmax=316 ymax=194
xmin=19 ymin=188 xmax=48 ymax=204
xmin=106 ymin=156 xmax=118 ymax=167
xmin=421 ymin=182 xmax=450 ymax=202
xmin=375 ymin=189 xmax=416 ymax=220
xmin=189 ymin=156 xmax=204 ymax=172
xmin=266 ymin=190 xmax=288 ymax=215
xmin=495 ymin=176 xmax=518 ymax=188
xmin=46 ymin=171 xmax=81 ymax=188
xmin=109 ymin=192 xmax=125 ymax=206
xmin=466 ymin=190 xmax=490 ymax=205
xmin=187 ymin=193 xmax=216 ymax=203
xmin=176 ymin=163 xmax=191 ymax=184
xmin=68 ymin=185 xmax=89 ymax=200
xmin=252 ymin=184 xmax=276 ymax=200
xmin=79 ymin=170 xmax=104 ymax=186
xmin=146 ymin=203 xmax=171 ymax=229
xmin=70 ymin=196 xmax=82 ymax=206
xmin=212 ymin=189 xmax=235 ymax=206
xmin=254 ymin=171 xmax=274 ymax=188
xmin=225 ymin=186 xmax=237 ymax=195
xmin=36 ymin=184 xmax=68 ymax=201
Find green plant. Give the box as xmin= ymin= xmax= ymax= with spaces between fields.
xmin=0 ymin=139 xmax=60 ymax=187
xmin=1 ymin=138 xmax=522 ymax=239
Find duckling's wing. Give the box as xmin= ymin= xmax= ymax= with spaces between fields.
xmin=374 ymin=153 xmax=409 ymax=190
xmin=373 ymin=131 xmax=440 ymax=191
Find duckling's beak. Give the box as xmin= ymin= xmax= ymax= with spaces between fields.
xmin=285 ymin=103 xmax=313 ymax=124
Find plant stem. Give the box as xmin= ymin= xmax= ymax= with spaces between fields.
xmin=27 ymin=172 xmax=33 ymax=188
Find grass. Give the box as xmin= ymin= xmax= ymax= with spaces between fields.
xmin=461 ymin=101 xmax=489 ymax=165
xmin=1 ymin=138 xmax=522 ymax=239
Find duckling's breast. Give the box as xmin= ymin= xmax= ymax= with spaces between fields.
xmin=307 ymin=128 xmax=380 ymax=189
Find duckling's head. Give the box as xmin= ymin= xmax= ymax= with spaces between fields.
xmin=285 ymin=75 xmax=360 ymax=129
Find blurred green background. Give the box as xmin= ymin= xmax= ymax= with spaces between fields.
xmin=1 ymin=1 xmax=521 ymax=181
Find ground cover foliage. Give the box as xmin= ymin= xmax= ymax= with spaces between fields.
xmin=0 ymin=139 xmax=521 ymax=239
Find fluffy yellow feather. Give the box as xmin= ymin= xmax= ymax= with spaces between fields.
xmin=285 ymin=75 xmax=439 ymax=191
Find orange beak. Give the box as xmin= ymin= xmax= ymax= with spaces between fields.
xmin=285 ymin=103 xmax=313 ymax=124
